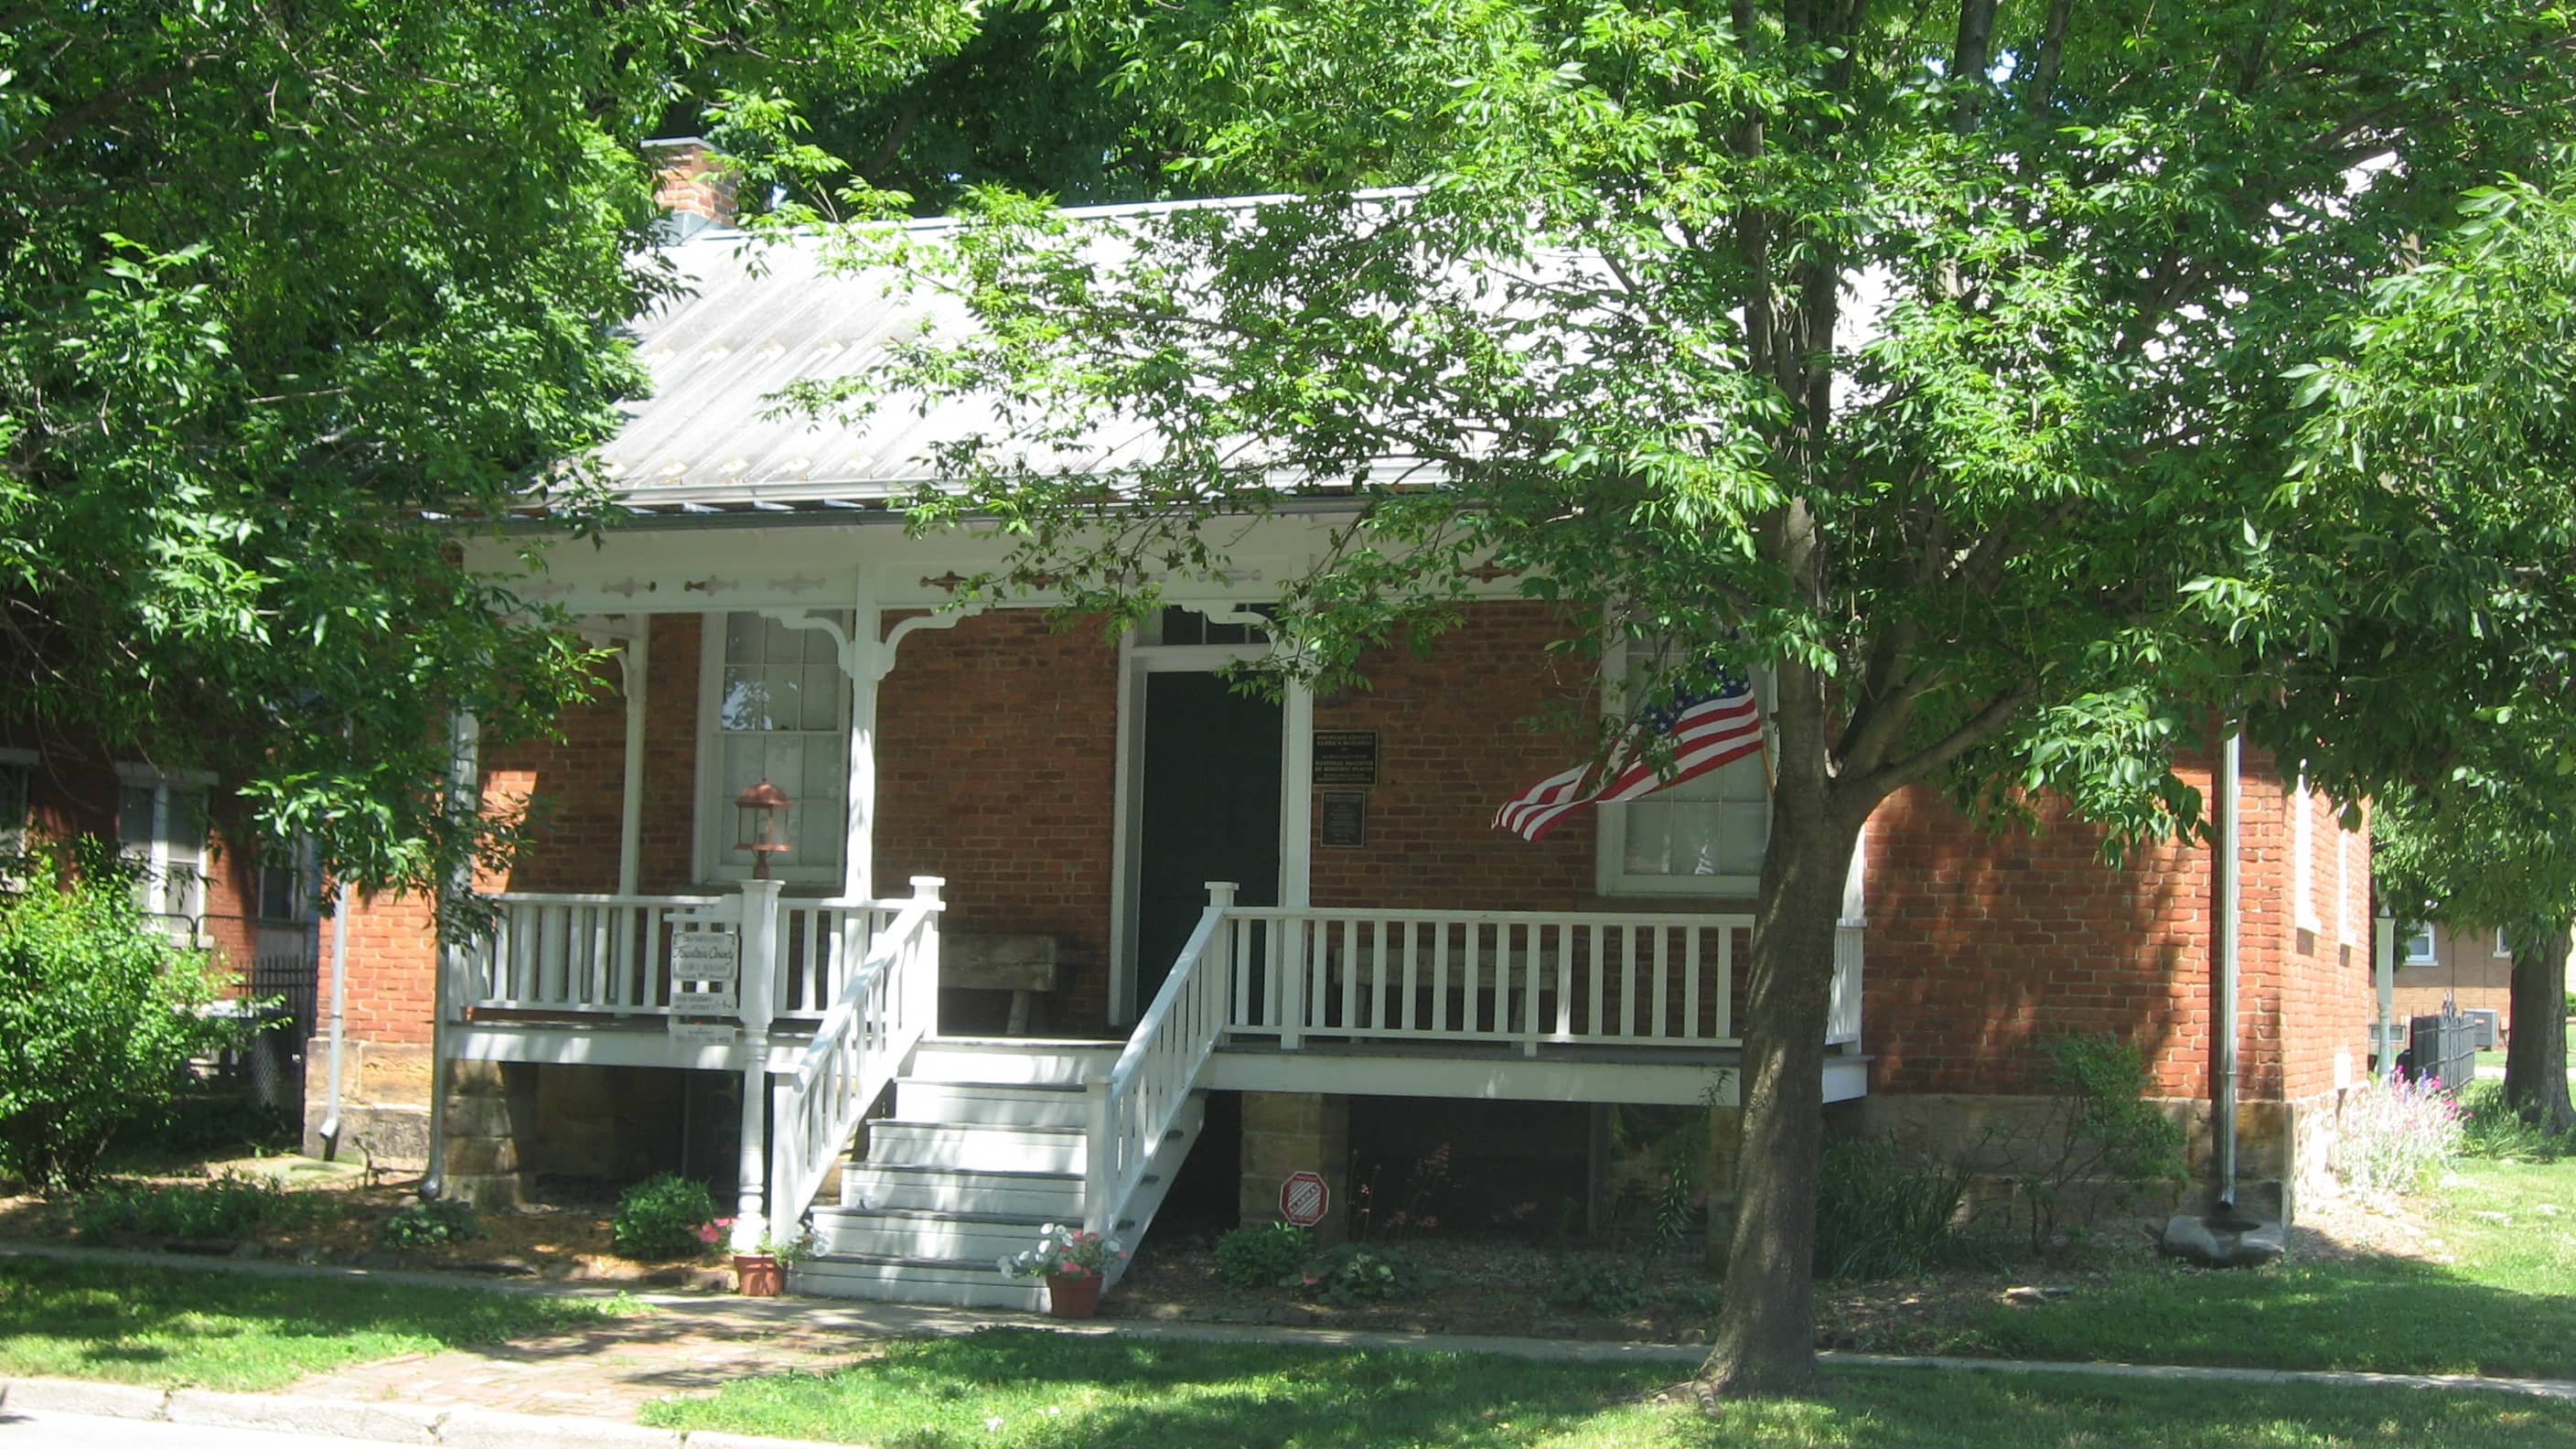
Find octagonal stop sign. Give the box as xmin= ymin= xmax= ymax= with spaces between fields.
xmin=1279 ymin=1170 xmax=1330 ymax=1227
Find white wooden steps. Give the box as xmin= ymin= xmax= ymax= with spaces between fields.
xmin=789 ymin=1038 xmax=1205 ymax=1309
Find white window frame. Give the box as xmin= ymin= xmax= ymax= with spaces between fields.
xmin=2495 ymin=926 xmax=2514 ymax=959
xmin=693 ymin=609 xmax=855 ymax=887
xmin=1593 ymin=638 xmax=1772 ymax=899
xmin=2400 ymin=922 xmax=2438 ymax=965
xmin=115 ymin=762 xmax=214 ymax=928
xmin=2292 ymin=775 xmax=2322 ymax=934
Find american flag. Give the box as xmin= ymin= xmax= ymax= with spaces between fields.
xmin=1493 ymin=670 xmax=1766 ymax=842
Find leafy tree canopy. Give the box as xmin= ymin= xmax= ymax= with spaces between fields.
xmin=0 ymin=0 xmax=972 ymax=897
xmin=789 ymin=0 xmax=2576 ymax=1393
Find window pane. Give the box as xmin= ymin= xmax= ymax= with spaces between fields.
xmin=118 ymin=785 xmax=156 ymax=849
xmin=725 ymin=613 xmax=763 ymax=664
xmin=720 ymin=667 xmax=770 ymax=730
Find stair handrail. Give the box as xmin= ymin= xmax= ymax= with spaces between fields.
xmin=1086 ymin=882 xmax=1236 ymax=1245
xmin=769 ymin=875 xmax=945 ymax=1232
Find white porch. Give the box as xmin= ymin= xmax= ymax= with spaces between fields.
xmin=436 ymin=875 xmax=1866 ymax=1305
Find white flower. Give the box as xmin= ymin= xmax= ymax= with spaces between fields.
xmin=984 ymin=1416 xmax=1004 ymax=1431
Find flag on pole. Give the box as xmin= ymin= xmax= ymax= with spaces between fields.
xmin=1492 ymin=669 xmax=1765 ymax=842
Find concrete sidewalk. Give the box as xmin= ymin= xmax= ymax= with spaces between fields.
xmin=4 ymin=1241 xmax=2575 ymax=1448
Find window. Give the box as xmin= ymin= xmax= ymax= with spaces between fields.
xmin=0 ymin=747 xmax=31 ymax=859
xmin=699 ymin=611 xmax=851 ymax=883
xmin=2401 ymin=922 xmax=2438 ymax=965
xmin=2496 ymin=927 xmax=2514 ymax=959
xmin=257 ymin=837 xmax=317 ymax=922
xmin=2292 ymin=776 xmax=2321 ymax=934
xmin=115 ymin=764 xmax=211 ymax=927
xmin=1595 ymin=642 xmax=1770 ymax=897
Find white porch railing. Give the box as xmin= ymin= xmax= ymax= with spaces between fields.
xmin=768 ymin=876 xmax=945 ymax=1232
xmin=460 ymin=891 xmax=897 ymax=1018
xmin=1086 ymin=883 xmax=1237 ymax=1254
xmin=1222 ymin=907 xmax=1755 ymax=1057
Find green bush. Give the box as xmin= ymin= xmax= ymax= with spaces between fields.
xmin=381 ymin=1196 xmax=483 ymax=1249
xmin=1303 ymin=1243 xmax=1434 ymax=1304
xmin=1214 ymin=1221 xmax=1311 ymax=1288
xmin=2457 ymin=1078 xmax=2570 ymax=1161
xmin=613 ymin=1172 xmax=720 ymax=1260
xmin=1550 ymin=1257 xmax=1650 ymax=1315
xmin=0 ymin=845 xmax=238 ymax=1188
xmin=1813 ymin=1136 xmax=1970 ymax=1281
xmin=2007 ymin=1032 xmax=2189 ymax=1250
xmin=69 ymin=1173 xmax=309 ymax=1240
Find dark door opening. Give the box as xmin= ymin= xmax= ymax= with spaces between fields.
xmin=1134 ymin=671 xmax=1283 ymax=1009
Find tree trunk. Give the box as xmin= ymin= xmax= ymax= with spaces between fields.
xmin=1698 ymin=792 xmax=1864 ymax=1398
xmin=2505 ymin=922 xmax=2575 ymax=1135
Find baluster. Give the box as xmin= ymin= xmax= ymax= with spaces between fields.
xmin=588 ymin=907 xmax=610 ymax=1007
xmin=1431 ymin=921 xmax=1451 ymax=1035
xmin=1651 ymin=926 xmax=1670 ymax=1039
xmin=1576 ymin=918 xmax=1598 ymax=1040
xmin=1715 ymin=927 xmax=1735 ymax=1041
xmin=1683 ymin=926 xmax=1703 ymax=1041
xmin=1399 ymin=918 xmax=1419 ymax=1033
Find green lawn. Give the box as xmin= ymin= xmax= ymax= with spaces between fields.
xmin=0 ymin=1256 xmax=623 ymax=1390
xmin=637 ymin=1329 xmax=2576 ymax=1449
xmin=1968 ymin=1156 xmax=2576 ymax=1379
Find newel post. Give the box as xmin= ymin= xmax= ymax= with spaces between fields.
xmin=733 ymin=877 xmax=784 ymax=1250
xmin=1085 ymin=1075 xmax=1114 ymax=1240
xmin=908 ymin=875 xmax=944 ymax=1035
xmin=1206 ymin=882 xmax=1239 ymax=1041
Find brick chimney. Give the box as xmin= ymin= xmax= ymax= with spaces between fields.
xmin=645 ymin=137 xmax=738 ymax=241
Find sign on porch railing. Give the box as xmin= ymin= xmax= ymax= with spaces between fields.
xmin=671 ymin=929 xmax=742 ymax=1013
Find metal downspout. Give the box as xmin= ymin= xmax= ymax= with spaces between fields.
xmin=2217 ymin=732 xmax=2242 ymax=1210
xmin=317 ymin=881 xmax=351 ymax=1159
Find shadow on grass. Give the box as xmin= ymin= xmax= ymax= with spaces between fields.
xmin=0 ymin=1256 xmax=601 ymax=1387
xmin=1971 ymin=1250 xmax=2576 ymax=1380
xmin=642 ymin=1329 xmax=2576 ymax=1449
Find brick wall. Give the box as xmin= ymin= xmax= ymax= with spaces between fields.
xmin=1307 ymin=603 xmax=1603 ymax=913
xmin=1863 ymin=779 xmax=2217 ymax=1099
xmin=2393 ymin=922 xmax=2523 ymax=1025
xmin=875 ymin=608 xmax=1122 ymax=1030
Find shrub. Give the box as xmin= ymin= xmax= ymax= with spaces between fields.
xmin=2007 ymin=1032 xmax=2188 ymax=1250
xmin=2454 ymin=1079 xmax=2565 ymax=1162
xmin=69 ymin=1173 xmax=307 ymax=1240
xmin=381 ymin=1196 xmax=482 ymax=1250
xmin=1812 ymin=1136 xmax=1970 ymax=1280
xmin=0 ymin=844 xmax=238 ymax=1188
xmin=1214 ymin=1222 xmax=1311 ymax=1288
xmin=2337 ymin=1075 xmax=2464 ymax=1195
xmin=613 ymin=1172 xmax=721 ymax=1260
xmin=1551 ymin=1257 xmax=1650 ymax=1315
xmin=1303 ymin=1243 xmax=1434 ymax=1304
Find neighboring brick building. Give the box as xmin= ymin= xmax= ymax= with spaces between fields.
xmin=0 ymin=732 xmax=321 ymax=1112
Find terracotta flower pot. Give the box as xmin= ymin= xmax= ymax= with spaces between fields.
xmin=734 ymin=1251 xmax=785 ymax=1297
xmin=1045 ymin=1271 xmax=1101 ymax=1318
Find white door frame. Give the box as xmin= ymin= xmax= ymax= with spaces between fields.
xmin=1108 ymin=639 xmax=1313 ymax=1025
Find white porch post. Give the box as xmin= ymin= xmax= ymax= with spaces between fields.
xmin=733 ymin=876 xmax=783 ymax=1250
xmin=843 ymin=602 xmax=884 ymax=903
xmin=617 ymin=625 xmax=649 ymax=896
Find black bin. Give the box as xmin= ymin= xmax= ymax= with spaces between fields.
xmin=2409 ymin=1013 xmax=2477 ymax=1090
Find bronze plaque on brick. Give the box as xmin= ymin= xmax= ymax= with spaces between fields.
xmin=1313 ymin=730 xmax=1379 ymax=785
xmin=1321 ymin=790 xmax=1368 ymax=848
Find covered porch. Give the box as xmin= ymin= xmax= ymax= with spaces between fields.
xmin=425 ymin=526 xmax=1870 ymax=1300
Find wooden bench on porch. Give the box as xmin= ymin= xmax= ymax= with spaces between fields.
xmin=945 ymin=932 xmax=1082 ymax=1035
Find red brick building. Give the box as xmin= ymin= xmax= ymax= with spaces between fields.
xmin=303 ymin=159 xmax=2377 ymax=1307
